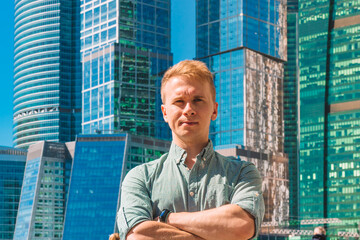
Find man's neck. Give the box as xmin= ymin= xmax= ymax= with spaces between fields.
xmin=173 ymin=138 xmax=208 ymax=170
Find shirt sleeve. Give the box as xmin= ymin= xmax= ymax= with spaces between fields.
xmin=230 ymin=162 xmax=265 ymax=239
xmin=116 ymin=166 xmax=153 ymax=240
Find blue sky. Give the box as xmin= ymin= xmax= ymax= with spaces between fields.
xmin=0 ymin=1 xmax=195 ymax=147
xmin=0 ymin=1 xmax=15 ymax=147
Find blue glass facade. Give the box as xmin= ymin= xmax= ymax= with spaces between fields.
xmin=196 ymin=0 xmax=286 ymax=153
xmin=62 ymin=134 xmax=126 ymax=239
xmin=0 ymin=147 xmax=26 ymax=240
xmin=11 ymin=134 xmax=170 ymax=239
xmin=13 ymin=157 xmax=40 ymax=240
xmin=210 ymin=49 xmax=246 ymax=146
xmin=80 ymin=0 xmax=172 ymax=139
xmin=205 ymin=49 xmax=284 ymax=153
xmin=62 ymin=134 xmax=170 ymax=239
xmin=13 ymin=0 xmax=81 ymax=149
xmin=196 ymin=0 xmax=286 ymax=60
xmin=13 ymin=142 xmax=73 ymax=240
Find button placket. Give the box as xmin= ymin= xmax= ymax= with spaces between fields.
xmin=187 ymin=164 xmax=199 ymax=211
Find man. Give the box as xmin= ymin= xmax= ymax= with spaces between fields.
xmin=116 ymin=60 xmax=264 ymax=240
xmin=312 ymin=226 xmax=326 ymax=240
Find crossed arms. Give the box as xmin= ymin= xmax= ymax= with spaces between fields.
xmin=126 ymin=204 xmax=255 ymax=240
xmin=117 ymin=161 xmax=264 ymax=240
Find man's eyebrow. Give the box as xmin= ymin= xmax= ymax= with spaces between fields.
xmin=171 ymin=96 xmax=183 ymax=101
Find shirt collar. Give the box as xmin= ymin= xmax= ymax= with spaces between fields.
xmin=168 ymin=140 xmax=215 ymax=165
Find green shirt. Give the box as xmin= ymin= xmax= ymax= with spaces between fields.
xmin=117 ymin=141 xmax=265 ymax=239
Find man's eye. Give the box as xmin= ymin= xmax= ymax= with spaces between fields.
xmin=194 ymin=98 xmax=202 ymax=102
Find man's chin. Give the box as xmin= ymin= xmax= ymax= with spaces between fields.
xmin=173 ymin=132 xmax=208 ymax=142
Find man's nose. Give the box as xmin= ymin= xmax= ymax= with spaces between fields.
xmin=183 ymin=102 xmax=195 ymax=116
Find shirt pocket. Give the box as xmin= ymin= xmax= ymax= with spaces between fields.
xmin=204 ymin=183 xmax=233 ymax=209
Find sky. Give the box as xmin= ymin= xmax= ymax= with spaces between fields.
xmin=0 ymin=1 xmax=195 ymax=147
xmin=0 ymin=1 xmax=15 ymax=147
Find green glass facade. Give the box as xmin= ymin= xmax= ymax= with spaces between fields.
xmin=298 ymin=0 xmax=360 ymax=238
xmin=284 ymin=0 xmax=300 ymax=224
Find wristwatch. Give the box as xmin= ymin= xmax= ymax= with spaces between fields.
xmin=159 ymin=209 xmax=171 ymax=223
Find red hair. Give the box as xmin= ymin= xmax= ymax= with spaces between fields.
xmin=161 ymin=60 xmax=216 ymax=102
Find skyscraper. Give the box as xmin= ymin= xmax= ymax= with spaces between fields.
xmin=13 ymin=0 xmax=82 ymax=149
xmin=0 ymin=146 xmax=26 ymax=240
xmin=298 ymin=0 xmax=360 ymax=237
xmin=195 ymin=0 xmax=287 ymax=153
xmin=284 ymin=0 xmax=300 ymax=224
xmin=195 ymin=0 xmax=289 ymax=235
xmin=12 ymin=134 xmax=170 ymax=240
xmin=80 ymin=0 xmax=172 ymax=139
xmin=62 ymin=134 xmax=170 ymax=239
xmin=13 ymin=142 xmax=73 ymax=240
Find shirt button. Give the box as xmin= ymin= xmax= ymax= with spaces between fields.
xmin=189 ymin=191 xmax=195 ymax=197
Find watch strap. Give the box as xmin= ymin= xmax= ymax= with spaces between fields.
xmin=159 ymin=209 xmax=171 ymax=223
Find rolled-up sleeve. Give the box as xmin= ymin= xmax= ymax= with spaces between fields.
xmin=231 ymin=162 xmax=265 ymax=239
xmin=117 ymin=167 xmax=152 ymax=240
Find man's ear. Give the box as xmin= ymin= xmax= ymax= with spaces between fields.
xmin=161 ymin=105 xmax=168 ymax=122
xmin=211 ymin=102 xmax=218 ymax=121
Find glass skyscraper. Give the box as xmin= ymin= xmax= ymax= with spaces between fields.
xmin=195 ymin=0 xmax=289 ymax=236
xmin=284 ymin=0 xmax=300 ymax=224
xmin=195 ymin=0 xmax=287 ymax=153
xmin=62 ymin=134 xmax=170 ymax=239
xmin=80 ymin=0 xmax=172 ymax=139
xmin=13 ymin=0 xmax=81 ymax=149
xmin=298 ymin=0 xmax=360 ymax=238
xmin=62 ymin=134 xmax=127 ymax=240
xmin=12 ymin=134 xmax=170 ymax=240
xmin=0 ymin=147 xmax=26 ymax=240
xmin=13 ymin=141 xmax=73 ymax=240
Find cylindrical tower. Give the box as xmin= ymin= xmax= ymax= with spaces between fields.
xmin=13 ymin=0 xmax=81 ymax=149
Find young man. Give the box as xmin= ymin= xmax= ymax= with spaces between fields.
xmin=117 ymin=60 xmax=264 ymax=240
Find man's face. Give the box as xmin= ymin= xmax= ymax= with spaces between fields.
xmin=161 ymin=76 xmax=218 ymax=146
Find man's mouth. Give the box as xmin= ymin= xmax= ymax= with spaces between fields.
xmin=181 ymin=121 xmax=198 ymax=126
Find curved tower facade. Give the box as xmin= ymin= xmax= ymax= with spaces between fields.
xmin=13 ymin=0 xmax=81 ymax=149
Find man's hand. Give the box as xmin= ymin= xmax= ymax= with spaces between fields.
xmin=109 ymin=233 xmax=120 ymax=240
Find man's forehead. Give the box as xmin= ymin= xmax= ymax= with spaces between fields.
xmin=162 ymin=76 xmax=214 ymax=102
xmin=171 ymin=84 xmax=207 ymax=97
